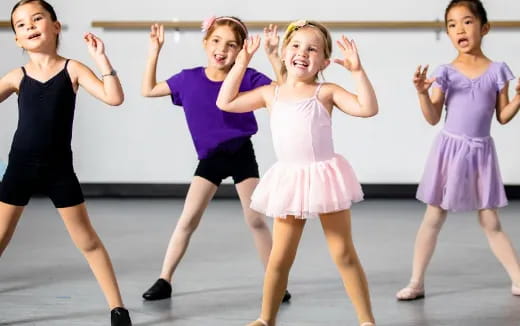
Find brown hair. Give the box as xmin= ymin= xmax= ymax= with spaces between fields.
xmin=11 ymin=0 xmax=60 ymax=48
xmin=203 ymin=16 xmax=248 ymax=48
xmin=280 ymin=20 xmax=332 ymax=80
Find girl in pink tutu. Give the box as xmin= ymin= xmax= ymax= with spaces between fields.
xmin=217 ymin=20 xmax=378 ymax=326
xmin=396 ymin=0 xmax=520 ymax=301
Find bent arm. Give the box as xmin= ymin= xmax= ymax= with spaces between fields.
xmin=418 ymin=87 xmax=445 ymax=125
xmin=74 ymin=59 xmax=124 ymax=106
xmin=141 ymin=49 xmax=171 ymax=97
xmin=217 ymin=61 xmax=268 ymax=113
xmin=496 ymin=81 xmax=520 ymax=124
xmin=333 ymin=69 xmax=378 ymax=117
xmin=0 ymin=69 xmax=20 ymax=104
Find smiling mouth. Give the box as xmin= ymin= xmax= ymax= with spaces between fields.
xmin=28 ymin=33 xmax=41 ymax=40
xmin=214 ymin=54 xmax=227 ymax=62
xmin=293 ymin=60 xmax=309 ymax=68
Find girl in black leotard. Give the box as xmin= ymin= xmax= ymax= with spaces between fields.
xmin=0 ymin=1 xmax=131 ymax=325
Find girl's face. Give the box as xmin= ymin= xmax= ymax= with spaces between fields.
xmin=12 ymin=2 xmax=60 ymax=52
xmin=203 ymin=25 xmax=241 ymax=70
xmin=446 ymin=5 xmax=488 ymax=54
xmin=282 ymin=27 xmax=329 ymax=80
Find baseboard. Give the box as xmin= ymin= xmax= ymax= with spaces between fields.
xmin=79 ymin=183 xmax=520 ymax=199
xmin=1 ymin=182 xmax=518 ymax=199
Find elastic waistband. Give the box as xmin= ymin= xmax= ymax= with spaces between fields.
xmin=441 ymin=130 xmax=491 ymax=141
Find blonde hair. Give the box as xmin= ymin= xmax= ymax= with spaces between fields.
xmin=280 ymin=20 xmax=332 ymax=80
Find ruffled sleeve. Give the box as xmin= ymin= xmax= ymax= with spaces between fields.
xmin=495 ymin=62 xmax=515 ymax=92
xmin=432 ymin=65 xmax=448 ymax=93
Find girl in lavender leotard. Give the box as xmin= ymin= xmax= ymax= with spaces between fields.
xmin=396 ymin=0 xmax=520 ymax=300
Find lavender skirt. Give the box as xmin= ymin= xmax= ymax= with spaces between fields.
xmin=416 ymin=130 xmax=508 ymax=212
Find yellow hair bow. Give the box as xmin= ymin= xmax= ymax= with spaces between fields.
xmin=285 ymin=19 xmax=308 ymax=35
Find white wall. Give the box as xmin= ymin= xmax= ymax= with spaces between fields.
xmin=1 ymin=0 xmax=519 ymax=184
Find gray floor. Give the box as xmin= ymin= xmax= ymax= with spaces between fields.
xmin=0 ymin=198 xmax=519 ymax=326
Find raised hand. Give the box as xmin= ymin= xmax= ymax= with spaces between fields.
xmin=236 ymin=35 xmax=261 ymax=67
xmin=84 ymin=33 xmax=105 ymax=58
xmin=263 ymin=24 xmax=279 ymax=57
xmin=413 ymin=65 xmax=436 ymax=94
xmin=333 ymin=35 xmax=362 ymax=72
xmin=149 ymin=24 xmax=165 ymax=52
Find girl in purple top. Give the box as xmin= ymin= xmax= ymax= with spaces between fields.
xmin=397 ymin=0 xmax=520 ymax=300
xmin=141 ymin=18 xmax=291 ymax=302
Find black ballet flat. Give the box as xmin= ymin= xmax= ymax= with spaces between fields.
xmin=111 ymin=307 xmax=132 ymax=326
xmin=142 ymin=278 xmax=172 ymax=301
xmin=282 ymin=289 xmax=292 ymax=303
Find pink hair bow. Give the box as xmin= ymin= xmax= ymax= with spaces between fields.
xmin=201 ymin=15 xmax=217 ymax=32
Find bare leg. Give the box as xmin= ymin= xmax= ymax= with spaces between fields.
xmin=320 ymin=210 xmax=375 ymax=325
xmin=247 ymin=216 xmax=306 ymax=326
xmin=478 ymin=209 xmax=520 ymax=286
xmin=59 ymin=203 xmax=124 ymax=309
xmin=159 ymin=177 xmax=218 ymax=282
xmin=0 ymin=202 xmax=24 ymax=257
xmin=397 ymin=205 xmax=447 ymax=299
xmin=235 ymin=177 xmax=272 ymax=268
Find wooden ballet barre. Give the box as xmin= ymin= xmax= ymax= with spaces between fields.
xmin=89 ymin=20 xmax=520 ymax=30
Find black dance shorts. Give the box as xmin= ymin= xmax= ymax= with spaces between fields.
xmin=0 ymin=153 xmax=84 ymax=208
xmin=195 ymin=138 xmax=260 ymax=186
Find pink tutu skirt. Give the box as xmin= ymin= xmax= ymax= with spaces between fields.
xmin=416 ymin=130 xmax=507 ymax=212
xmin=251 ymin=154 xmax=363 ymax=219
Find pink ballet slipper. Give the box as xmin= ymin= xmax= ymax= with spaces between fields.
xmin=396 ymin=284 xmax=425 ymax=301
xmin=512 ymin=284 xmax=520 ymax=296
xmin=246 ymin=319 xmax=269 ymax=326
xmin=361 ymin=323 xmax=376 ymax=326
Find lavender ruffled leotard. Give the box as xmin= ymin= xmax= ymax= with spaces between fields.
xmin=416 ymin=62 xmax=514 ymax=212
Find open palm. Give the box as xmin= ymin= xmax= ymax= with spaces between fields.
xmin=263 ymin=24 xmax=279 ymax=56
xmin=236 ymin=35 xmax=261 ymax=66
xmin=334 ymin=35 xmax=361 ymax=72
xmin=84 ymin=33 xmax=105 ymax=58
xmin=149 ymin=24 xmax=165 ymax=52
xmin=413 ymin=65 xmax=435 ymax=93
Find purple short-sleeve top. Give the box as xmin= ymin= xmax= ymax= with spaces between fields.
xmin=166 ymin=67 xmax=271 ymax=159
